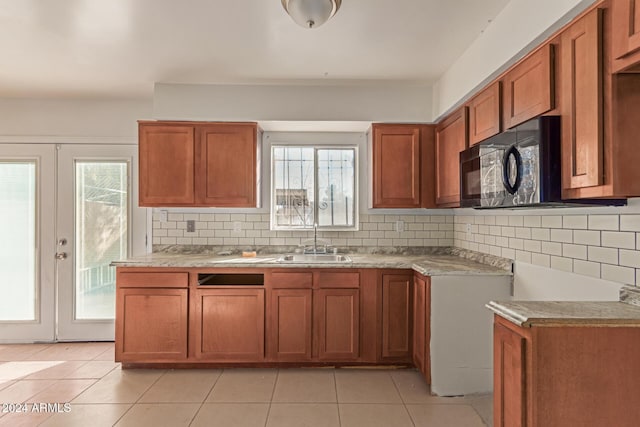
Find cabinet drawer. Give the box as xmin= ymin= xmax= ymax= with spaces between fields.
xmin=316 ymin=271 xmax=360 ymax=289
xmin=270 ymin=272 xmax=313 ymax=289
xmin=118 ymin=272 xmax=189 ymax=288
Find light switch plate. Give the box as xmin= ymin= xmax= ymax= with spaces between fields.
xmin=187 ymin=220 xmax=195 ymax=232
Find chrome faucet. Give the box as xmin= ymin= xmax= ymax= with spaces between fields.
xmin=312 ymin=223 xmax=317 ymax=254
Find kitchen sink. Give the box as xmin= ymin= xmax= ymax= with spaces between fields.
xmin=276 ymin=254 xmax=352 ymax=263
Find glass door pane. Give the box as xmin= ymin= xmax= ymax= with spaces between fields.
xmin=75 ymin=162 xmax=128 ymax=320
xmin=0 ymin=162 xmax=36 ymax=321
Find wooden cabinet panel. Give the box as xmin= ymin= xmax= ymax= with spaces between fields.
xmin=494 ymin=321 xmax=526 ymax=427
xmin=117 ymin=272 xmax=189 ymax=288
xmin=116 ymin=288 xmax=188 ymax=361
xmin=139 ymin=124 xmax=195 ymax=206
xmin=316 ymin=271 xmax=360 ymax=289
xmin=412 ymin=273 xmax=431 ymax=384
xmin=435 ymin=107 xmax=467 ymax=207
xmin=371 ymin=124 xmax=422 ymax=208
xmin=197 ymin=124 xmax=257 ymax=207
xmin=561 ymin=8 xmax=603 ymax=192
xmin=468 ymin=82 xmax=501 ymax=145
xmin=192 ymin=289 xmax=264 ymax=361
xmin=314 ymin=289 xmax=360 ymax=360
xmin=613 ymin=0 xmax=640 ymax=60
xmin=381 ymin=273 xmax=412 ymax=360
xmin=268 ymin=289 xmax=312 ymax=361
xmin=270 ymin=272 xmax=313 ymax=289
xmin=503 ymin=44 xmax=554 ymax=129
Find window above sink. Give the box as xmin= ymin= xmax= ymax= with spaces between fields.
xmin=270 ymin=145 xmax=358 ymax=231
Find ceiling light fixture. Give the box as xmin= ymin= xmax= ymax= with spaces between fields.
xmin=281 ymin=0 xmax=342 ymax=29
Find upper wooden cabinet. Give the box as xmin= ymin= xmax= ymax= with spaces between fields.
xmin=138 ymin=121 xmax=258 ymax=207
xmin=371 ymin=124 xmax=435 ymax=209
xmin=139 ymin=125 xmax=196 ymax=205
xmin=560 ymin=8 xmax=604 ymax=192
xmin=612 ymin=0 xmax=640 ymax=70
xmin=503 ymin=44 xmax=555 ymax=129
xmin=467 ymin=81 xmax=501 ymax=145
xmin=435 ymin=107 xmax=468 ymax=208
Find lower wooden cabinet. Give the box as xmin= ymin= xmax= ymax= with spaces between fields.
xmin=314 ymin=288 xmax=360 ymax=360
xmin=115 ymin=288 xmax=188 ymax=362
xmin=191 ymin=288 xmax=265 ymax=361
xmin=268 ymin=289 xmax=313 ymax=361
xmin=493 ymin=314 xmax=640 ymax=427
xmin=412 ymin=274 xmax=430 ymax=383
xmin=381 ymin=272 xmax=413 ymax=361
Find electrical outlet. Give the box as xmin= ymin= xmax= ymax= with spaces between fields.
xmin=186 ymin=220 xmax=196 ymax=232
xmin=466 ymin=223 xmax=472 ymax=234
xmin=233 ymin=221 xmax=242 ymax=232
xmin=159 ymin=210 xmax=168 ymax=223
xmin=395 ymin=220 xmax=405 ymax=232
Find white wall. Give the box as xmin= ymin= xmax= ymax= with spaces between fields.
xmin=0 ymin=98 xmax=152 ymax=138
xmin=432 ymin=0 xmax=597 ymax=119
xmin=153 ymin=83 xmax=432 ymax=123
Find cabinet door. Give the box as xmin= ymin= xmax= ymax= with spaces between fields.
xmin=613 ymin=0 xmax=640 ymax=59
xmin=435 ymin=108 xmax=467 ymax=207
xmin=503 ymin=44 xmax=554 ymax=129
xmin=372 ymin=124 xmax=422 ymax=208
xmin=268 ymin=289 xmax=312 ymax=361
xmin=468 ymin=82 xmax=501 ymax=146
xmin=381 ymin=274 xmax=412 ymax=360
xmin=115 ymin=288 xmax=188 ymax=362
xmin=314 ymin=289 xmax=360 ymax=360
xmin=197 ymin=123 xmax=257 ymax=207
xmin=494 ymin=322 xmax=526 ymax=427
xmin=412 ymin=276 xmax=426 ymax=377
xmin=192 ymin=289 xmax=264 ymax=361
xmin=139 ymin=124 xmax=195 ymax=206
xmin=561 ymin=9 xmax=603 ymax=192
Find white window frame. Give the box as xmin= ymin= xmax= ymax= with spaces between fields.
xmin=270 ymin=143 xmax=359 ymax=231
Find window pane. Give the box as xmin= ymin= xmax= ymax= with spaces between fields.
xmin=0 ymin=162 xmax=36 ymax=321
xmin=75 ymin=162 xmax=127 ymax=320
xmin=317 ymin=149 xmax=355 ymax=227
xmin=273 ymin=147 xmax=315 ymax=228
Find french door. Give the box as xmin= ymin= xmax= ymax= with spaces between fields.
xmin=0 ymin=143 xmax=146 ymax=343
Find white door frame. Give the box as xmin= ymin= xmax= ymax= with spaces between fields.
xmin=0 ymin=144 xmax=56 ymax=343
xmin=56 ymin=144 xmax=146 ymax=341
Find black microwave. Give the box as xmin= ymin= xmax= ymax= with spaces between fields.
xmin=460 ymin=116 xmax=563 ymax=208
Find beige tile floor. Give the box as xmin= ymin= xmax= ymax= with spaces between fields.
xmin=0 ymin=343 xmax=492 ymax=427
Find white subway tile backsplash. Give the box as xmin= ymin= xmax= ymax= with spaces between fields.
xmin=531 ymin=253 xmax=551 ymax=268
xmin=620 ymin=215 xmax=640 ymax=232
xmin=550 ymin=229 xmax=573 ymax=243
xmin=523 ymin=239 xmax=542 ymax=253
xmin=601 ymin=231 xmax=635 ymax=249
xmin=523 ymin=216 xmax=541 ymax=228
xmin=619 ymin=250 xmax=640 ymax=268
xmin=531 ymin=228 xmax=551 ymax=241
xmin=601 ymin=264 xmax=635 ymax=284
xmin=515 ymin=227 xmax=532 ymax=239
xmin=508 ymin=216 xmax=524 ymax=227
xmin=550 ymin=256 xmax=573 ymax=272
xmin=588 ymin=246 xmax=618 ymax=265
xmin=588 ymin=215 xmax=619 ymax=231
xmin=541 ymin=241 xmax=563 ymax=256
xmin=573 ymin=230 xmax=600 ymax=246
xmin=541 ymin=216 xmax=562 ymax=228
xmin=515 ymin=250 xmax=532 ymax=263
xmin=573 ymin=260 xmax=601 ymax=279
xmin=563 ymin=215 xmax=587 ymax=229
xmin=562 ymin=243 xmax=587 ymax=260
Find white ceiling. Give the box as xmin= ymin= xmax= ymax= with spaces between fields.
xmin=0 ymin=0 xmax=510 ymax=99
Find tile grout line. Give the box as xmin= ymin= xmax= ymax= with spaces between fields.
xmin=388 ymin=370 xmax=417 ymax=427
xmin=333 ymin=369 xmax=342 ymax=427
xmin=109 ymin=368 xmax=168 ymax=426
xmin=188 ymin=368 xmax=224 ymax=426
xmin=263 ymin=368 xmax=279 ymax=427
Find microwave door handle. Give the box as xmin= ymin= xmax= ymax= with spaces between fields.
xmin=502 ymin=145 xmax=523 ymax=195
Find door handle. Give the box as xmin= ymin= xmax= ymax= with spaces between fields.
xmin=58 ymin=238 xmax=67 ymax=246
xmin=55 ymin=252 xmax=68 ymax=260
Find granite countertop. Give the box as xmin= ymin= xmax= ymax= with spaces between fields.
xmin=111 ymin=251 xmax=512 ymax=277
xmin=487 ymin=296 xmax=640 ymax=327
